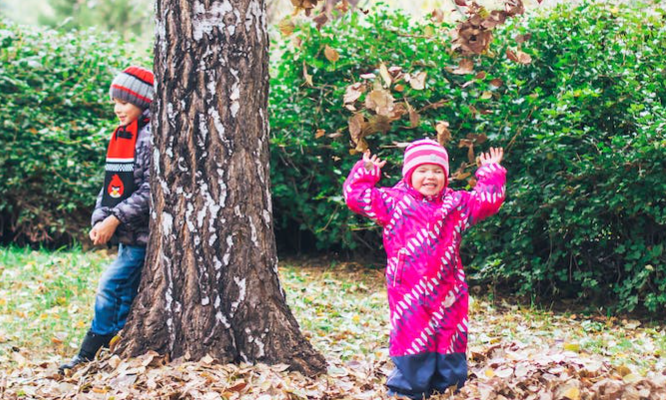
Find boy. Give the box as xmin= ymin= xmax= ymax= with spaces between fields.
xmin=59 ymin=66 xmax=154 ymax=373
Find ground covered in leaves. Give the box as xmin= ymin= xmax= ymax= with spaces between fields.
xmin=1 ymin=249 xmax=666 ymax=399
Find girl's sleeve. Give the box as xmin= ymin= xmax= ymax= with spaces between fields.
xmin=461 ymin=163 xmax=507 ymax=226
xmin=343 ymin=160 xmax=395 ymax=227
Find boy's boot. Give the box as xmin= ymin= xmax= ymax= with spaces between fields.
xmin=58 ymin=331 xmax=114 ymax=373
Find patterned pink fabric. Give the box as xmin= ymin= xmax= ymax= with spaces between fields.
xmin=344 ymin=159 xmax=506 ymax=357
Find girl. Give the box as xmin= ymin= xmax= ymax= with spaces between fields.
xmin=343 ymin=139 xmax=506 ymax=399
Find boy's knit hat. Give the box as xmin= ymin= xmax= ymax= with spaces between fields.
xmin=402 ymin=138 xmax=450 ymax=181
xmin=109 ymin=66 xmax=154 ymax=110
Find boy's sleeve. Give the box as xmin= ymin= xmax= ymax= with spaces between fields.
xmin=91 ymin=188 xmax=108 ymax=226
xmin=343 ymin=160 xmax=395 ymax=227
xmin=109 ymin=132 xmax=151 ymax=228
xmin=461 ymin=163 xmax=507 ymax=226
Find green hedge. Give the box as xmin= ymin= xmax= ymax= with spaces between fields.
xmin=0 ymin=19 xmax=138 ymax=245
xmin=269 ymin=2 xmax=666 ymax=312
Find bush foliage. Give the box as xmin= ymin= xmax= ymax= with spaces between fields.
xmin=269 ymin=2 xmax=666 ymax=312
xmin=2 ymin=2 xmax=665 ymax=312
xmin=0 ymin=18 xmax=139 ymax=245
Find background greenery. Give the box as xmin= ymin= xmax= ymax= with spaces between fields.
xmin=1 ymin=1 xmax=664 ymax=313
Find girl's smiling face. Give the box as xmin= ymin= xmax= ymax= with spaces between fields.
xmin=410 ymin=163 xmax=446 ymax=197
xmin=113 ymin=98 xmax=142 ymax=126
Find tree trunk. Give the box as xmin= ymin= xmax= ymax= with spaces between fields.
xmin=116 ymin=0 xmax=327 ymax=376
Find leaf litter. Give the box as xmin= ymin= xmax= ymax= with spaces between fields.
xmin=1 ymin=255 xmax=666 ymax=399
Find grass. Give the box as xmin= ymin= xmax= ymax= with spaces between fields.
xmin=1 ymin=246 xmax=665 ymax=378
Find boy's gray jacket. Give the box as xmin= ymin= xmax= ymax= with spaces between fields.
xmin=92 ymin=117 xmax=151 ymax=246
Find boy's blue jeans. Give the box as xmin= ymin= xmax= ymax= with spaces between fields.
xmin=90 ymin=244 xmax=146 ymax=336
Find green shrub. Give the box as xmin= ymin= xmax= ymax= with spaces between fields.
xmin=269 ymin=2 xmax=666 ymax=312
xmin=0 ymin=18 xmax=141 ymax=245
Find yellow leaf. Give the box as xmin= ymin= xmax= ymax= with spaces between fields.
xmin=484 ymin=368 xmax=495 ymax=378
xmin=424 ymin=26 xmax=435 ymax=38
xmin=562 ymin=386 xmax=580 ymax=400
xmin=379 ymin=63 xmax=392 ymax=87
xmin=76 ymin=320 xmax=86 ymax=329
xmin=324 ymin=45 xmax=340 ymax=62
xmin=92 ymin=387 xmax=108 ymax=394
xmin=352 ymin=315 xmax=360 ymax=323
xmin=481 ymin=91 xmax=492 ymax=100
xmin=278 ymin=19 xmax=295 ymax=36
xmin=563 ymin=343 xmax=580 ymax=352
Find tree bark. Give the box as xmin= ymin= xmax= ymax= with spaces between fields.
xmin=116 ymin=0 xmax=327 ymax=376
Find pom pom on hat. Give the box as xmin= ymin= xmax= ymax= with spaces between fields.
xmin=109 ymin=66 xmax=154 ymax=110
xmin=402 ymin=138 xmax=450 ymax=181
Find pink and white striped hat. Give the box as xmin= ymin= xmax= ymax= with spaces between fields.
xmin=402 ymin=138 xmax=449 ymax=181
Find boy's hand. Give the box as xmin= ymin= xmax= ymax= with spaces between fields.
xmin=90 ymin=215 xmax=121 ymax=246
xmin=477 ymin=147 xmax=504 ymax=166
xmin=363 ymin=150 xmax=387 ymax=171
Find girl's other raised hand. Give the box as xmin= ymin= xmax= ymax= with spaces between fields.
xmin=363 ymin=150 xmax=387 ymax=171
xmin=477 ymin=147 xmax=504 ymax=167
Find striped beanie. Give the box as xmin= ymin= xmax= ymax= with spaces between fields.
xmin=109 ymin=66 xmax=154 ymax=110
xmin=402 ymin=138 xmax=450 ymax=181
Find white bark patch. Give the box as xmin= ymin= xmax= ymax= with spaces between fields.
xmin=209 ymin=233 xmax=217 ymax=246
xmin=192 ymin=0 xmax=233 ymax=41
xmin=186 ymin=203 xmax=195 ymax=232
xmin=198 ymin=112 xmax=208 ymax=143
xmin=229 ymin=69 xmax=240 ymax=118
xmin=246 ymin=0 xmax=265 ymax=42
xmin=215 ymin=311 xmax=231 ymax=328
xmin=214 ymin=295 xmax=221 ymax=308
xmin=249 ymin=216 xmax=258 ymax=247
xmin=214 ymin=256 xmax=223 ymax=271
xmin=201 ymin=296 xmax=210 ymax=306
xmin=222 ymin=235 xmax=233 ymax=266
xmin=208 ymin=108 xmax=228 ymax=144
xmin=161 ymin=212 xmax=173 ymax=235
xmin=230 ymin=277 xmax=246 ymax=315
xmin=244 ymin=328 xmax=265 ymax=358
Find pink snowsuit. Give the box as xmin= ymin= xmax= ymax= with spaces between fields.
xmin=344 ymin=157 xmax=506 ymax=398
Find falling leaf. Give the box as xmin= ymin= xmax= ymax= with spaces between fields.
xmin=435 ymin=121 xmax=451 ymax=145
xmin=452 ymin=59 xmax=474 ymax=75
xmin=515 ymin=33 xmax=532 ymax=43
xmin=394 ymin=84 xmax=405 ymax=92
xmin=481 ymin=91 xmax=492 ymax=100
xmin=378 ymin=63 xmax=392 ymax=86
xmin=424 ymin=26 xmax=435 ymax=38
xmin=409 ymin=72 xmax=427 ymax=90
xmin=348 ymin=114 xmax=365 ymax=144
xmin=431 ymin=9 xmax=445 ymax=23
xmin=278 ymin=19 xmax=295 ymax=36
xmin=475 ymin=71 xmax=487 ymax=80
xmin=564 ymin=343 xmax=581 ymax=352
xmin=343 ymin=82 xmax=364 ymax=104
xmin=490 ymin=78 xmax=503 ymax=88
xmin=324 ymin=45 xmax=340 ymax=62
xmin=365 ymin=89 xmax=395 ymax=116
xmin=315 ymin=129 xmax=325 ymax=139
xmin=303 ymin=62 xmax=313 ymax=86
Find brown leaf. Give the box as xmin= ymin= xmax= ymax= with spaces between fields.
xmin=467 ymin=144 xmax=475 ymax=163
xmin=431 ymin=9 xmax=445 ymax=23
xmin=365 ymin=88 xmax=395 ymax=116
xmin=515 ymin=33 xmax=532 ymax=43
xmin=343 ymin=82 xmax=364 ymax=104
xmin=313 ymin=12 xmax=329 ymax=29
xmin=315 ymin=129 xmax=325 ymax=139
xmin=394 ymin=84 xmax=405 ymax=92
xmin=367 ymin=115 xmax=392 ymax=134
xmin=278 ymin=19 xmax=295 ymax=36
xmin=303 ymin=62 xmax=313 ymax=86
xmin=452 ymin=59 xmax=474 ymax=75
xmin=324 ymin=45 xmax=340 ymax=62
xmin=408 ymin=104 xmax=420 ymax=128
xmin=475 ymin=71 xmax=487 ymax=80
xmin=409 ymin=71 xmax=427 ymax=90
xmin=348 ymin=114 xmax=365 ymax=144
xmin=490 ymin=78 xmax=503 ymax=88
xmin=435 ymin=121 xmax=451 ymax=145
xmin=516 ymin=50 xmax=532 ymax=64
xmin=506 ymin=48 xmax=519 ymax=62
xmin=455 ymin=0 xmax=468 ymax=6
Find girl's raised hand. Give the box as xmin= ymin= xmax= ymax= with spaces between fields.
xmin=363 ymin=150 xmax=387 ymax=171
xmin=477 ymin=147 xmax=504 ymax=166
